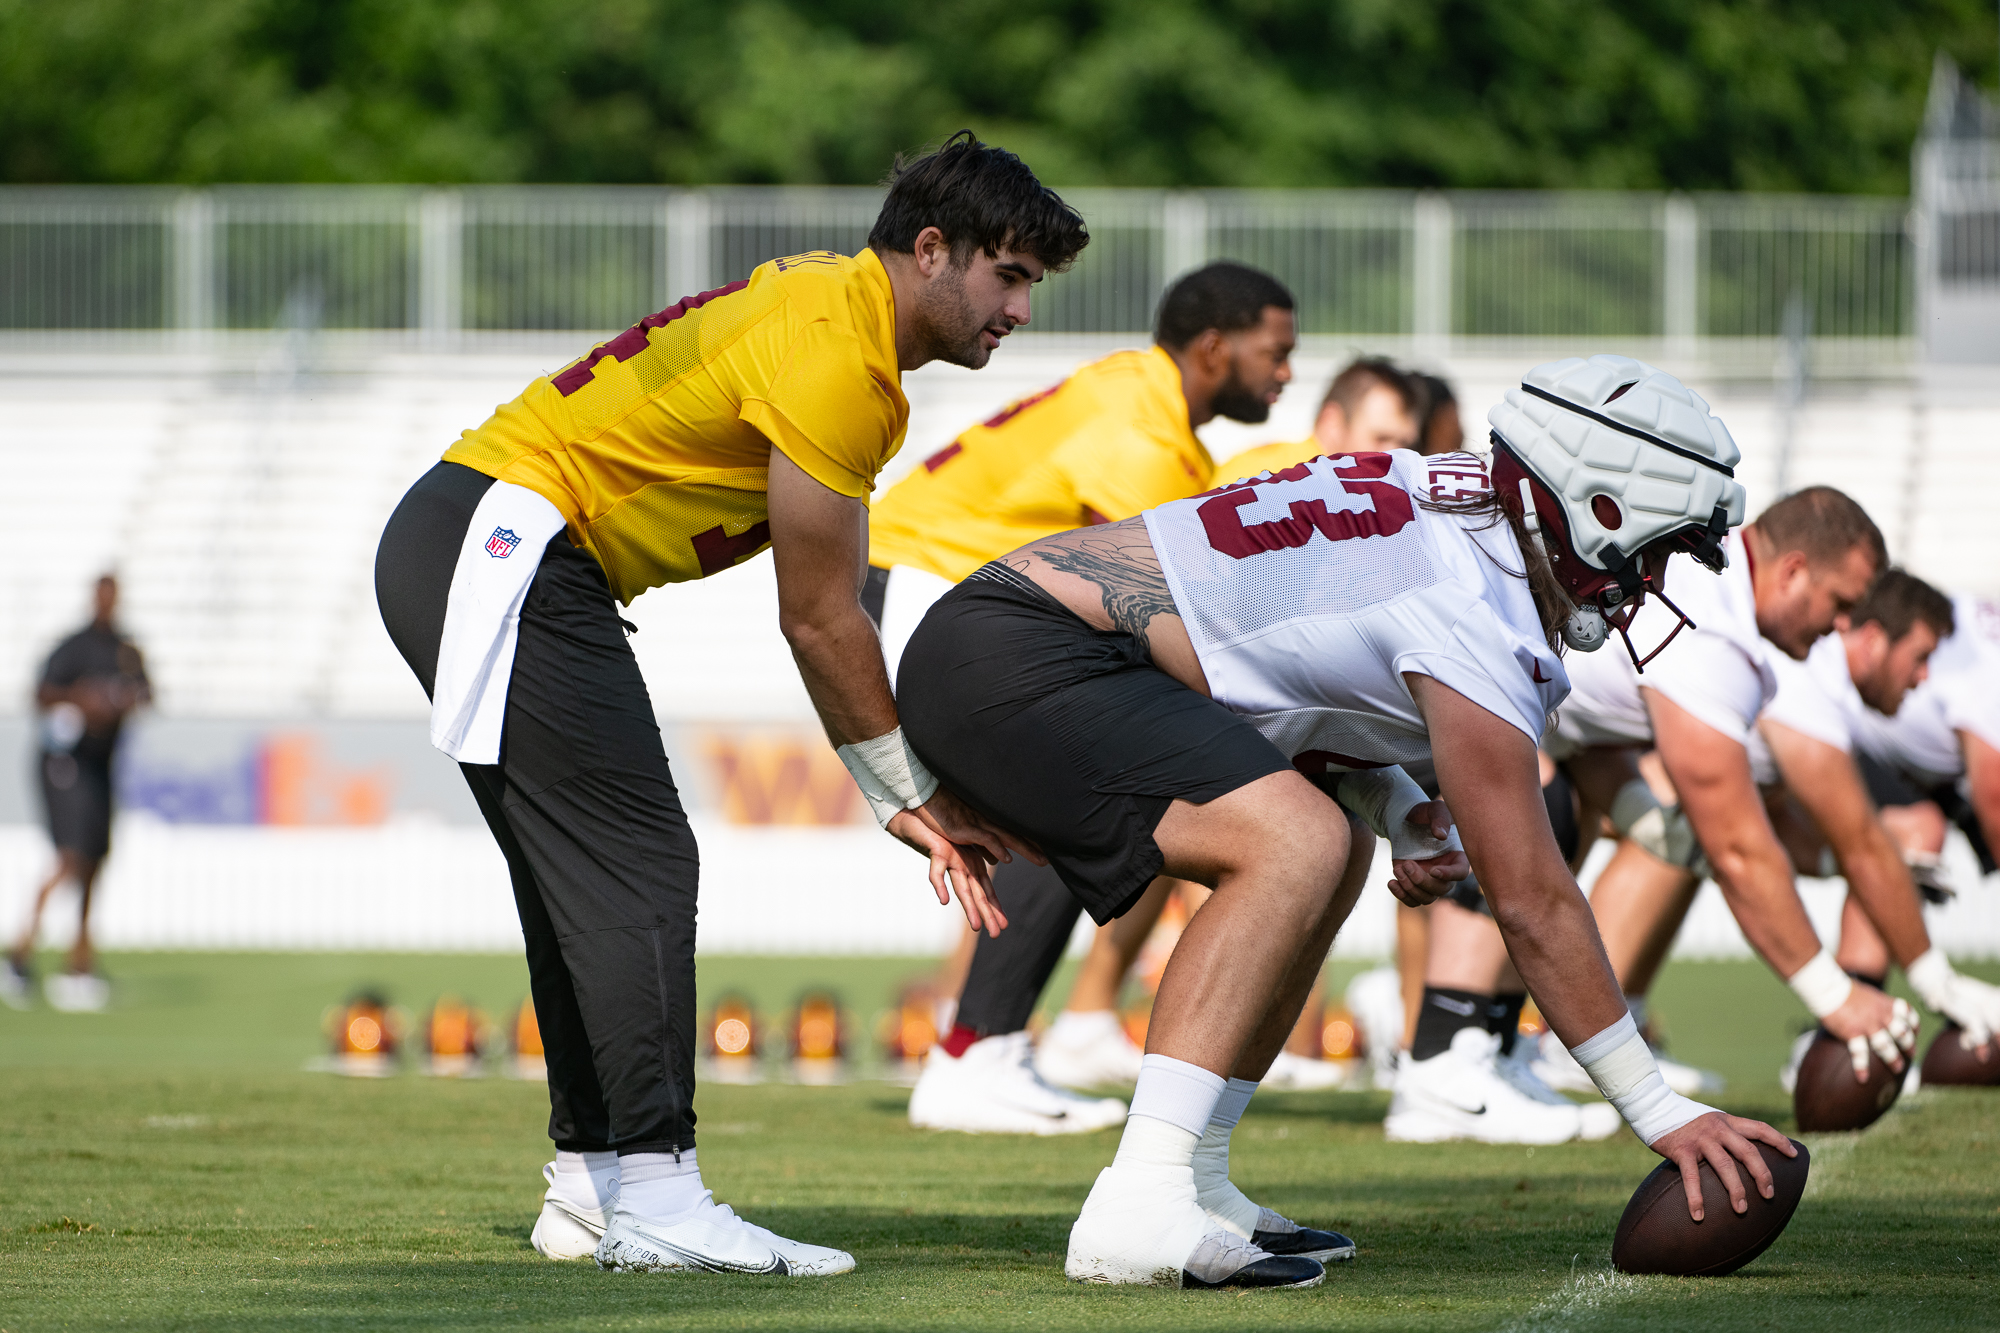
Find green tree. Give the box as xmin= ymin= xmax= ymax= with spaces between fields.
xmin=0 ymin=0 xmax=1991 ymax=191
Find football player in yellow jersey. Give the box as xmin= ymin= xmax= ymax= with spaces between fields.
xmin=863 ymin=263 xmax=1298 ymax=1137
xmin=1218 ymin=355 xmax=1425 ymax=482
xmin=374 ymin=133 xmax=1087 ymax=1278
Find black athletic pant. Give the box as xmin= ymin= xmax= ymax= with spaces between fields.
xmin=955 ymin=860 xmax=1088 ymax=1035
xmin=376 ymin=462 xmax=699 ymax=1155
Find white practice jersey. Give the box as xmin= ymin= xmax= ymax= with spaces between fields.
xmin=1551 ymin=529 xmax=1777 ymax=755
xmin=1144 ymin=449 xmax=1566 ymax=776
xmin=1749 ymin=631 xmax=1867 ymax=785
xmin=1851 ymin=594 xmax=2000 ymax=787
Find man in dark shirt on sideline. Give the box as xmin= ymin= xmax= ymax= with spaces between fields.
xmin=4 ymin=575 xmax=150 ymax=1012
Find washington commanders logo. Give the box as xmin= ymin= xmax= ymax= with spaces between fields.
xmin=485 ymin=527 xmax=521 ymax=559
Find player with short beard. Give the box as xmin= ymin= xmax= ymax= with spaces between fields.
xmin=867 ymin=263 xmax=1306 ymax=1132
xmin=374 ymin=132 xmax=1085 ymax=1279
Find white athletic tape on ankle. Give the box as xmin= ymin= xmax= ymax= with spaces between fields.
xmin=1786 ymin=948 xmax=1856 ymax=1020
xmin=836 ymin=726 xmax=941 ymax=827
xmin=1334 ymin=766 xmax=1463 ymax=861
xmin=1207 ymin=1078 xmax=1257 ymax=1134
xmin=1128 ymin=1054 xmax=1227 ymax=1138
xmin=1568 ymin=1013 xmax=1709 ymax=1145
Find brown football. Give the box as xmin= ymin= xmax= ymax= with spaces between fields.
xmin=1920 ymin=1023 xmax=2000 ymax=1087
xmin=1611 ymin=1138 xmax=1810 ymax=1276
xmin=1793 ymin=1027 xmax=1901 ymax=1132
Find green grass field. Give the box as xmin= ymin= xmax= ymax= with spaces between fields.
xmin=3 ymin=953 xmax=1995 ymax=1332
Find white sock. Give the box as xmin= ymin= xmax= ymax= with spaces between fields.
xmin=1046 ymin=1009 xmax=1124 ymax=1045
xmin=618 ymin=1150 xmax=707 ymax=1222
xmin=1193 ymin=1077 xmax=1262 ymax=1238
xmin=1126 ymin=1053 xmax=1226 ymax=1136
xmin=1625 ymin=995 xmax=1649 ymax=1032
xmin=549 ymin=1149 xmax=620 ymax=1212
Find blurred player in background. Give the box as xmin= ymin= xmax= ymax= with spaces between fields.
xmin=1849 ymin=592 xmax=2000 ymax=894
xmin=1747 ymin=570 xmax=2000 ymax=1078
xmin=375 ymin=133 xmax=1083 ymax=1278
xmin=1413 ymin=372 xmax=1464 ymax=454
xmin=1220 ymin=355 xmax=1421 ymax=481
xmin=873 ymin=261 xmax=1300 ymax=1133
xmin=4 ymin=574 xmax=150 ymax=1013
xmin=1540 ymin=488 xmax=1927 ymax=1097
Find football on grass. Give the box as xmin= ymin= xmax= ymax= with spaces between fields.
xmin=1920 ymin=1023 xmax=2000 ymax=1087
xmin=1793 ymin=1027 xmax=1901 ymax=1132
xmin=1611 ymin=1139 xmax=1810 ymax=1276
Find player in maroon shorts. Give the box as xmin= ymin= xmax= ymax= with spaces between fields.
xmin=896 ymin=354 xmax=1796 ymax=1288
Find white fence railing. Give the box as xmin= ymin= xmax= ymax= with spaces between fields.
xmin=0 ymin=185 xmax=1917 ymax=348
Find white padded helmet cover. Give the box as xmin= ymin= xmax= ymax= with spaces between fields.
xmin=1487 ymin=355 xmax=1747 ymax=577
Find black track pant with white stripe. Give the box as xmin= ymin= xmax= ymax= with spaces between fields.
xmin=375 ymin=461 xmax=699 ymax=1155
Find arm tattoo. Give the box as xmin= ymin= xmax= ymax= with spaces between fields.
xmin=1036 ymin=534 xmax=1179 ymax=639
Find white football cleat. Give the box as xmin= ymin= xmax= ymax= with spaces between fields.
xmin=734 ymin=1215 xmax=857 ymax=1277
xmin=45 ymin=972 xmax=108 ymax=1013
xmin=1066 ymin=1164 xmax=1321 ymax=1288
xmin=1261 ymin=1050 xmax=1351 ymax=1091
xmin=531 ymin=1162 xmax=611 ymax=1260
xmin=596 ymin=1194 xmax=851 ymax=1276
xmin=1035 ymin=1011 xmax=1145 ymax=1089
xmin=910 ymin=1032 xmax=1126 ymax=1135
xmin=1385 ymin=1028 xmax=1580 ymax=1145
xmin=1344 ymin=966 xmax=1405 ymax=1089
xmin=1496 ymin=1041 xmax=1621 ymax=1141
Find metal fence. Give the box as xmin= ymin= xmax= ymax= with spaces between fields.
xmin=0 ymin=184 xmax=1916 ymax=345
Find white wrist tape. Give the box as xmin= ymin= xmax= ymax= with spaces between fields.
xmin=1334 ymin=767 xmax=1462 ymax=861
xmin=1786 ymin=948 xmax=1856 ymax=1020
xmin=1905 ymin=946 xmax=1954 ymax=1011
xmin=1569 ymin=1013 xmax=1710 ymax=1145
xmin=835 ymin=727 xmax=940 ymax=828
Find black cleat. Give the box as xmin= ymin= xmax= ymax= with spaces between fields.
xmin=1254 ymin=1226 xmax=1356 ymax=1263
xmin=1183 ymin=1254 xmax=1325 ymax=1289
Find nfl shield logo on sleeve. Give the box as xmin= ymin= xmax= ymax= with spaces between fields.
xmin=485 ymin=527 xmax=522 ymax=559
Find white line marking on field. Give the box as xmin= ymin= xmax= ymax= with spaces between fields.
xmin=1495 ymin=1259 xmax=1646 ymax=1332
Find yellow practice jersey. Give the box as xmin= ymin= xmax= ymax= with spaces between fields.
xmin=1217 ymin=437 xmax=1324 ymax=484
xmin=868 ymin=346 xmax=1213 ymax=582
xmin=443 ymin=249 xmax=906 ymax=603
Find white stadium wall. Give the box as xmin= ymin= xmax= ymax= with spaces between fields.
xmin=3 ymin=335 xmax=1999 ymax=957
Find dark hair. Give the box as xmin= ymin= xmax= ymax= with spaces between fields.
xmin=1418 ymin=481 xmax=1577 ymax=656
xmin=867 ymin=131 xmax=1089 ymax=273
xmin=1850 ymin=567 xmax=1955 ymax=644
xmin=1153 ymin=262 xmax=1295 ymax=350
xmin=1320 ymin=356 xmax=1420 ymax=422
xmin=1754 ymin=486 xmax=1887 ymax=574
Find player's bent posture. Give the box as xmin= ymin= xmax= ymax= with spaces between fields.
xmin=870 ymin=261 xmax=1300 ymax=1131
xmin=898 ymin=356 xmax=1794 ymax=1288
xmin=1849 ymin=590 xmax=2000 ymax=916
xmin=373 ymin=134 xmax=1084 ymax=1277
xmin=1751 ymin=572 xmax=2000 ymax=1072
xmin=1545 ymin=487 xmax=1924 ymax=1091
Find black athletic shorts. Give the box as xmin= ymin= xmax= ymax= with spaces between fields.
xmin=39 ymin=749 xmax=113 ymax=860
xmin=896 ymin=563 xmax=1291 ymax=924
